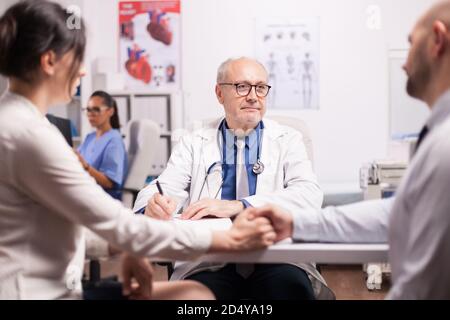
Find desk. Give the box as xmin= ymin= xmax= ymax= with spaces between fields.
xmin=158 ymin=243 xmax=389 ymax=264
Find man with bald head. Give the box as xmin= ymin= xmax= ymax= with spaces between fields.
xmin=251 ymin=0 xmax=450 ymax=299
xmin=133 ymin=57 xmax=333 ymax=299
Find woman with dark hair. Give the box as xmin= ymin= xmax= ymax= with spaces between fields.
xmin=76 ymin=90 xmax=128 ymax=200
xmin=0 ymin=0 xmax=275 ymax=300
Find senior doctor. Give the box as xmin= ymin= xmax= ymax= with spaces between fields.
xmin=134 ymin=57 xmax=333 ymax=300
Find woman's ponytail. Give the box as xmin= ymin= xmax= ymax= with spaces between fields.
xmin=0 ymin=14 xmax=18 ymax=76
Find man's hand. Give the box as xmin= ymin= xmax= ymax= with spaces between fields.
xmin=144 ymin=193 xmax=177 ymax=220
xmin=121 ymin=253 xmax=153 ymax=300
xmin=209 ymin=209 xmax=276 ymax=252
xmin=181 ymin=199 xmax=244 ymax=220
xmin=251 ymin=205 xmax=294 ymax=242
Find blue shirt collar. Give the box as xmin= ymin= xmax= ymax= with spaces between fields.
xmin=220 ymin=120 xmax=263 ymax=165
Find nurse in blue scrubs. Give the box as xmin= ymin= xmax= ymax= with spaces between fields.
xmin=76 ymin=91 xmax=128 ymax=200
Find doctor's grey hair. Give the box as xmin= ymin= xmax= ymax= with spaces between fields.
xmin=216 ymin=57 xmax=268 ymax=83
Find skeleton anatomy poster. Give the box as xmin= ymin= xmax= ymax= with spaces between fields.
xmin=119 ymin=0 xmax=180 ymax=90
xmin=256 ymin=18 xmax=320 ymax=110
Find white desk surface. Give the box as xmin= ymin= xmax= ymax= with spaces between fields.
xmin=172 ymin=242 xmax=389 ymax=264
xmin=157 ymin=219 xmax=389 ymax=264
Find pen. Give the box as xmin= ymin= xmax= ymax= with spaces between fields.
xmin=156 ymin=180 xmax=164 ymax=196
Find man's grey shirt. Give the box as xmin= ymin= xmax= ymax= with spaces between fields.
xmin=293 ymin=90 xmax=450 ymax=299
xmin=388 ymin=90 xmax=450 ymax=299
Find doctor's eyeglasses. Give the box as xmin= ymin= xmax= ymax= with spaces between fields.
xmin=219 ymin=82 xmax=272 ymax=97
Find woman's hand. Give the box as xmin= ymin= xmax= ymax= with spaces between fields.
xmin=121 ymin=253 xmax=154 ymax=300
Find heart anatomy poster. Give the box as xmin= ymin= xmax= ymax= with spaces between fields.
xmin=119 ymin=0 xmax=180 ymax=90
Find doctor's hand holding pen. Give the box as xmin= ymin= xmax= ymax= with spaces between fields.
xmin=144 ymin=181 xmax=177 ymax=220
xmin=145 ymin=181 xmax=245 ymax=221
xmin=144 ymin=192 xmax=177 ymax=220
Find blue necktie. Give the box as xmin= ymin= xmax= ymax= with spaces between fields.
xmin=414 ymin=125 xmax=429 ymax=154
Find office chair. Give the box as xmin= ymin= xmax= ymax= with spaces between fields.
xmin=265 ymin=115 xmax=314 ymax=165
xmin=83 ymin=119 xmax=164 ymax=296
xmin=122 ymin=119 xmax=161 ymax=206
xmin=195 ymin=116 xmax=314 ymax=165
xmin=264 ymin=115 xmax=322 ymax=274
xmin=120 ymin=119 xmax=175 ymax=279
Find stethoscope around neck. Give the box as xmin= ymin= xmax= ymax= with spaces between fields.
xmin=197 ymin=119 xmax=265 ymax=200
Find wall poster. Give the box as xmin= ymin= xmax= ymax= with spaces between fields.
xmin=119 ymin=0 xmax=180 ymax=90
xmin=256 ymin=17 xmax=320 ymax=110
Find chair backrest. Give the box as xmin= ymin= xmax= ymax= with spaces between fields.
xmin=265 ymin=115 xmax=314 ymax=164
xmin=194 ymin=116 xmax=314 ymax=164
xmin=123 ymin=119 xmax=160 ymax=191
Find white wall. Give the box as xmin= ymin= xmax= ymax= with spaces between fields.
xmin=0 ymin=0 xmax=17 ymax=14
xmin=180 ymin=0 xmax=433 ymax=184
xmin=1 ymin=0 xmax=434 ymax=185
xmin=82 ymin=0 xmax=433 ymax=185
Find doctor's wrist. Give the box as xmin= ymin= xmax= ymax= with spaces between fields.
xmin=229 ymin=200 xmax=244 ymax=215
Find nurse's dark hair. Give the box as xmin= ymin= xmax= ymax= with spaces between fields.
xmin=0 ymin=0 xmax=85 ymax=92
xmin=90 ymin=91 xmax=121 ymax=130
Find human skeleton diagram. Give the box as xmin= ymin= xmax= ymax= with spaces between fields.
xmin=301 ymin=52 xmax=315 ymax=109
xmin=266 ymin=52 xmax=278 ymax=108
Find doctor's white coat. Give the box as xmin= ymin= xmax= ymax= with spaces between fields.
xmin=134 ymin=117 xmax=334 ymax=299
